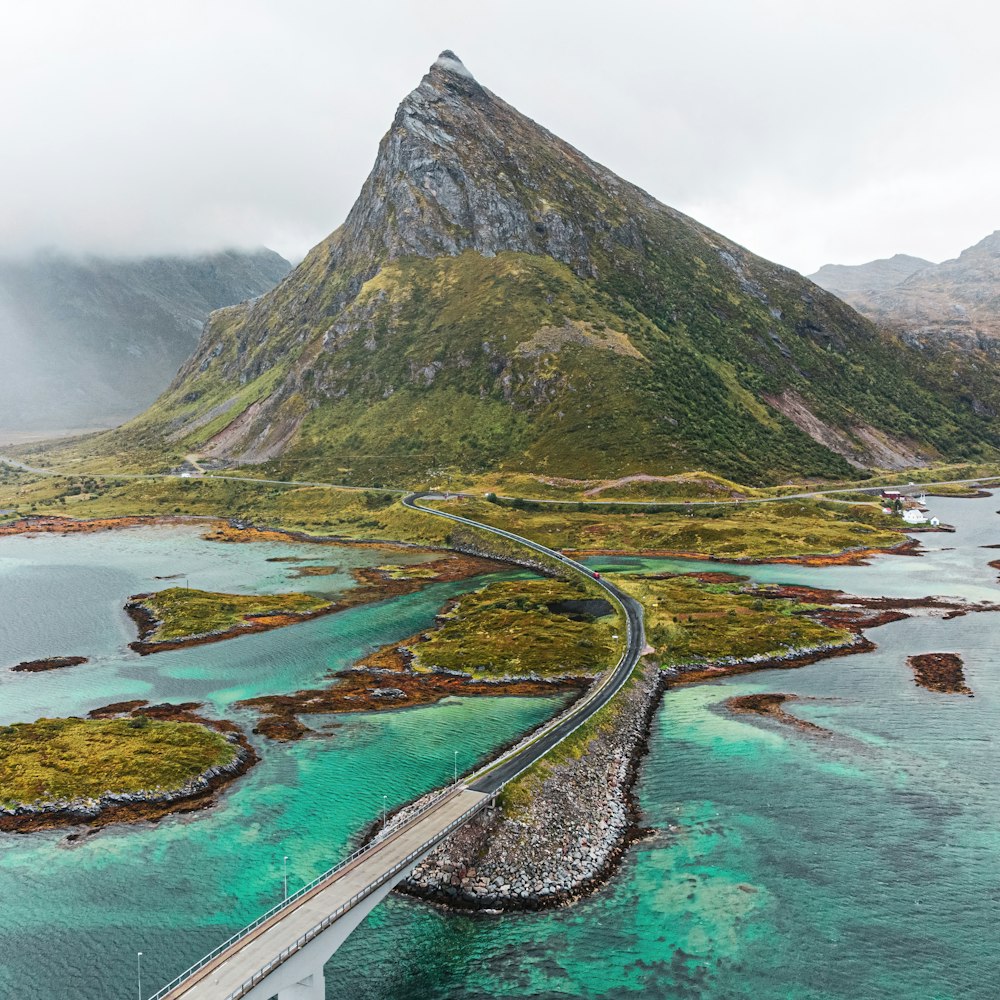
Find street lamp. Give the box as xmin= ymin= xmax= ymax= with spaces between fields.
xmin=283 ymin=855 xmax=289 ymax=901
xmin=382 ymin=794 xmax=388 ymax=833
xmin=454 ymin=749 xmax=458 ymax=784
xmin=137 ymin=952 xmax=143 ymax=1000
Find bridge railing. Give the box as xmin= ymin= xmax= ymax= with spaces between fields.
xmin=145 ymin=784 xmax=462 ymax=1000
xmin=222 ymin=791 xmax=493 ymax=1000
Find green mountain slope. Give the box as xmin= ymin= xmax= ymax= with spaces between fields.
xmin=113 ymin=52 xmax=997 ymax=485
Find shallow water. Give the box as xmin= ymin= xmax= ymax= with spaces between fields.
xmin=2 ymin=498 xmax=999 ymax=999
xmin=322 ymin=494 xmax=1000 ymax=1000
xmin=0 ymin=526 xmax=559 ymax=997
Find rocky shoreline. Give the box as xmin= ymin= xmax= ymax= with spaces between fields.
xmin=387 ymin=585 xmax=999 ymax=914
xmin=0 ymin=704 xmax=258 ymax=834
xmin=399 ymin=657 xmax=665 ymax=912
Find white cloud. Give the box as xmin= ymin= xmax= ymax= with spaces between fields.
xmin=1 ymin=0 xmax=997 ymax=272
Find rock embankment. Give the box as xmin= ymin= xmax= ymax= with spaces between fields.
xmin=399 ymin=658 xmax=664 ymax=911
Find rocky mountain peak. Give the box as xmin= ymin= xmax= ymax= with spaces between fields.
xmin=431 ymin=50 xmax=476 ymax=81
xmin=962 ymin=229 xmax=1000 ymax=257
xmin=142 ymin=57 xmax=999 ymax=482
xmin=334 ymin=48 xmax=634 ymax=278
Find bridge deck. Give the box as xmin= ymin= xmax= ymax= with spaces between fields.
xmin=164 ymin=788 xmax=488 ymax=999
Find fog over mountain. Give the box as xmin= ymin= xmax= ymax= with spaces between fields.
xmin=810 ymin=232 xmax=1000 ymax=347
xmin=0 ymin=249 xmax=290 ymax=436
xmin=2 ymin=1 xmax=1000 ymax=273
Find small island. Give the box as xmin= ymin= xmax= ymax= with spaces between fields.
xmin=907 ymin=653 xmax=973 ymax=696
xmin=126 ymin=586 xmax=335 ymax=654
xmin=125 ymin=553 xmax=506 ymax=654
xmin=11 ymin=656 xmax=88 ymax=673
xmin=0 ymin=707 xmax=256 ymax=832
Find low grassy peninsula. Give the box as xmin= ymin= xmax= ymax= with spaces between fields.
xmin=435 ymin=496 xmax=909 ymax=563
xmin=412 ymin=578 xmax=618 ymax=679
xmin=126 ymin=554 xmax=505 ymax=655
xmin=619 ymin=574 xmax=854 ymax=673
xmin=0 ymin=713 xmax=251 ymax=832
xmin=239 ymin=578 xmax=616 ymax=739
xmin=126 ymin=586 xmax=333 ymax=654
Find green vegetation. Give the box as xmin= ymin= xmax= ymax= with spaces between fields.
xmin=0 ymin=475 xmax=451 ymax=545
xmin=499 ymin=569 xmax=852 ymax=815
xmin=412 ymin=578 xmax=621 ymax=679
xmin=0 ymin=717 xmax=236 ymax=808
xmin=433 ymin=496 xmax=904 ymax=560
xmin=618 ymin=575 xmax=850 ymax=665
xmin=134 ymin=587 xmax=332 ymax=643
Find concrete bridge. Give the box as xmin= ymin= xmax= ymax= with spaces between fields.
xmin=148 ymin=494 xmax=645 ymax=1000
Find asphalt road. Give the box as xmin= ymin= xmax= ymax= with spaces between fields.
xmin=401 ymin=492 xmax=647 ymax=795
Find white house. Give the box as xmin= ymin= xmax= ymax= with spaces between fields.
xmin=902 ymin=508 xmax=928 ymax=525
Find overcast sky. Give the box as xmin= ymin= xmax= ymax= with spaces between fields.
xmin=2 ymin=0 xmax=997 ymax=274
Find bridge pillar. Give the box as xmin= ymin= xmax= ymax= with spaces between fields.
xmin=278 ymin=970 xmax=325 ymax=999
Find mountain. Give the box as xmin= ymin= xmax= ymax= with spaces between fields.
xmin=811 ymin=232 xmax=1000 ymax=349
xmin=809 ymin=254 xmax=932 ymax=297
xmin=0 ymin=248 xmax=290 ymax=435
xmin=118 ymin=52 xmax=998 ymax=484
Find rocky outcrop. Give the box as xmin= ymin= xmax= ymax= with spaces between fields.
xmin=11 ymin=656 xmax=88 ymax=672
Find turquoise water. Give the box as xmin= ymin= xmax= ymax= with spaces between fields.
xmin=321 ymin=494 xmax=1000 ymax=1000
xmin=0 ymin=526 xmax=561 ymax=997
xmin=2 ymin=499 xmax=999 ymax=999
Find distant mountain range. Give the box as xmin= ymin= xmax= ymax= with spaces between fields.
xmin=99 ymin=53 xmax=999 ymax=482
xmin=0 ymin=248 xmax=290 ymax=436
xmin=810 ymin=232 xmax=1000 ymax=348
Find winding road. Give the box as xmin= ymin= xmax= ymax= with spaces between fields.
xmin=402 ymin=492 xmax=647 ymax=794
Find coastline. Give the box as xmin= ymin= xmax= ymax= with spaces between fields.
xmin=566 ymin=537 xmax=924 ymax=566
xmin=391 ymin=584 xmax=999 ymax=913
xmin=0 ymin=704 xmax=259 ymax=834
xmin=123 ymin=553 xmax=506 ymax=655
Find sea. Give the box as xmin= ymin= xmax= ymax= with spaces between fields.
xmin=0 ymin=494 xmax=997 ymax=999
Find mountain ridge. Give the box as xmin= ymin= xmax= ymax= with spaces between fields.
xmin=810 ymin=232 xmax=1000 ymax=346
xmin=111 ymin=52 xmax=998 ymax=483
